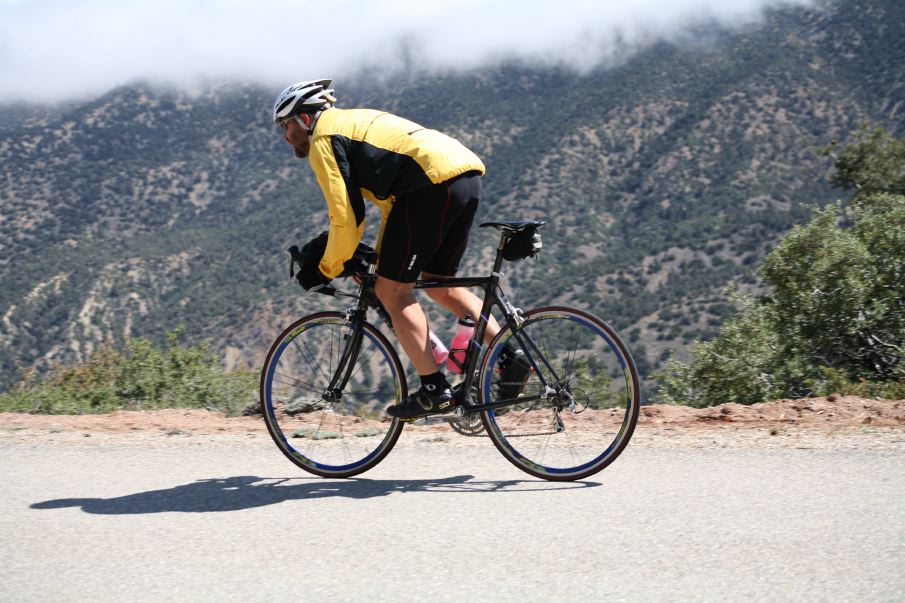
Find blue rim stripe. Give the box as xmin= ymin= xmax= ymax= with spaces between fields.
xmin=483 ymin=312 xmax=633 ymax=476
xmin=265 ymin=322 xmax=399 ymax=472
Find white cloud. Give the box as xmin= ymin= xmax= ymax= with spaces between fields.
xmin=0 ymin=0 xmax=816 ymax=102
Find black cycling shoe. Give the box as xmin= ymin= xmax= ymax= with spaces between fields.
xmin=387 ymin=385 xmax=456 ymax=421
xmin=497 ymin=349 xmax=533 ymax=401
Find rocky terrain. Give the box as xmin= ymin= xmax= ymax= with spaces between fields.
xmin=3 ymin=395 xmax=902 ymax=451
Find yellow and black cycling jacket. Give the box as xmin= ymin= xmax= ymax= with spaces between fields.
xmin=308 ymin=108 xmax=485 ymax=278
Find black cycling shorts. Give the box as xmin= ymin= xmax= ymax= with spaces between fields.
xmin=377 ymin=172 xmax=482 ymax=283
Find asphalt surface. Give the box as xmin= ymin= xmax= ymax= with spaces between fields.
xmin=2 ymin=436 xmax=903 ymax=602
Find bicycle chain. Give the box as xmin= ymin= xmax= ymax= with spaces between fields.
xmin=500 ymin=430 xmax=560 ymax=438
xmin=447 ymin=421 xmax=560 ymax=438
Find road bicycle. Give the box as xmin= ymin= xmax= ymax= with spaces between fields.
xmin=260 ymin=221 xmax=640 ymax=481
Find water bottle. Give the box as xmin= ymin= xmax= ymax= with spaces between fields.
xmin=446 ymin=315 xmax=475 ymax=374
xmin=428 ymin=330 xmax=449 ymax=366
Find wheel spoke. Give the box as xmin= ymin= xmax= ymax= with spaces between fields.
xmin=262 ymin=314 xmax=405 ymax=478
xmin=271 ymin=372 xmax=323 ymax=396
xmin=481 ymin=307 xmax=639 ymax=481
xmin=293 ymin=336 xmax=331 ymax=388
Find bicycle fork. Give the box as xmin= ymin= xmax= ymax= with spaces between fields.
xmin=319 ymin=313 xmax=366 ymax=405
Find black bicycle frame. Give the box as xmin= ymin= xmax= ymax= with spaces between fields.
xmin=326 ymin=232 xmax=567 ymax=415
xmin=411 ymin=247 xmax=565 ymax=414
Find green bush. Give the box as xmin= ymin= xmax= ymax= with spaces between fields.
xmin=0 ymin=329 xmax=256 ymax=416
xmin=655 ymin=127 xmax=905 ymax=406
xmin=828 ymin=126 xmax=905 ymax=196
xmin=655 ymin=295 xmax=789 ymax=406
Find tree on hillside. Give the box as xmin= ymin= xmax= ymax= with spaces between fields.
xmin=828 ymin=126 xmax=905 ymax=197
xmin=656 ymin=127 xmax=905 ymax=406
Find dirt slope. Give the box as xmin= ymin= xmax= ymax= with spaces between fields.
xmin=1 ymin=395 xmax=901 ymax=436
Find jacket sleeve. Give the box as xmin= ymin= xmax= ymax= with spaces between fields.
xmin=308 ymin=134 xmax=366 ymax=279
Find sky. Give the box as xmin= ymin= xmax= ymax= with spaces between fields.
xmin=0 ymin=0 xmax=817 ymax=103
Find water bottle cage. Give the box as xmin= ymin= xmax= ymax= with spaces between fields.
xmin=447 ymin=348 xmax=467 ymax=373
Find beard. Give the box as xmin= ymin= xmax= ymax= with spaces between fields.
xmin=293 ymin=143 xmax=309 ymax=158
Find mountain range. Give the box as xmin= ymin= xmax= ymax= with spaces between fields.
xmin=1 ymin=0 xmax=903 ymax=397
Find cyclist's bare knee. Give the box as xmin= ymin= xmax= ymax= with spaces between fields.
xmin=420 ymin=272 xmax=493 ymax=332
xmin=375 ymin=276 xmax=416 ymax=311
xmin=421 ymin=272 xmax=456 ymax=305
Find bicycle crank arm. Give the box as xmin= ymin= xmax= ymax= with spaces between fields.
xmin=461 ymin=394 xmax=545 ymax=415
xmin=411 ymin=415 xmax=460 ymax=426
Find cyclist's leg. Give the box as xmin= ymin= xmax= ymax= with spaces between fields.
xmin=418 ymin=172 xmax=500 ymax=342
xmin=376 ymin=275 xmax=460 ymax=419
xmin=377 ymin=176 xmax=476 ymax=284
xmin=421 ymin=272 xmax=500 ymax=344
xmin=419 ymin=172 xmax=481 ymax=279
xmin=376 ymin=170 xmax=482 ymax=330
xmin=374 ymin=276 xmax=436 ymax=376
xmin=376 ymin=181 xmax=461 ymax=376
xmin=376 ymin=179 xmax=478 ymax=417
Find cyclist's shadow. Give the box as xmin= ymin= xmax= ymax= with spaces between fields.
xmin=31 ymin=475 xmax=598 ymax=514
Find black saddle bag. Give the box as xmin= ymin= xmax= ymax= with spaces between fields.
xmin=502 ymin=226 xmax=543 ymax=261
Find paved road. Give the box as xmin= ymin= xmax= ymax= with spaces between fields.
xmin=1 ymin=436 xmax=903 ymax=602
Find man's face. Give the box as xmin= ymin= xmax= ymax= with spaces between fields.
xmin=280 ymin=117 xmax=310 ymax=159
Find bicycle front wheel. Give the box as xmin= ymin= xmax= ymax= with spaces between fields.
xmin=479 ymin=306 xmax=640 ymax=481
xmin=260 ymin=312 xmax=406 ymax=478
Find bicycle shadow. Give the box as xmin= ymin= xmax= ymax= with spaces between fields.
xmin=30 ymin=474 xmax=600 ymax=515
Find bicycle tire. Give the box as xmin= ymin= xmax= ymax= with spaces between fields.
xmin=260 ymin=311 xmax=406 ymax=478
xmin=478 ymin=306 xmax=640 ymax=481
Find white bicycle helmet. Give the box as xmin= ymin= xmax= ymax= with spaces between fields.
xmin=273 ymin=79 xmax=336 ymax=123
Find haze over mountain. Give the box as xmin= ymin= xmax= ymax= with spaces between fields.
xmin=1 ymin=0 xmax=903 ymax=397
xmin=1 ymin=0 xmax=816 ymax=102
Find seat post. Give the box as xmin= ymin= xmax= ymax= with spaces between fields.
xmin=491 ymin=232 xmax=508 ymax=275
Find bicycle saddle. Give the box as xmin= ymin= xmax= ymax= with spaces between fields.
xmin=479 ymin=220 xmax=546 ymax=233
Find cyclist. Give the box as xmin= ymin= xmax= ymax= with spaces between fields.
xmin=274 ymin=78 xmax=530 ymax=420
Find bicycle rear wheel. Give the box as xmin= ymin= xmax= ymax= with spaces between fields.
xmin=260 ymin=312 xmax=406 ymax=478
xmin=479 ymin=306 xmax=640 ymax=481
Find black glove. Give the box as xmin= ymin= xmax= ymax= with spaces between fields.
xmin=339 ymin=254 xmax=368 ymax=278
xmin=302 ymin=231 xmax=329 ymax=258
xmin=296 ymin=261 xmax=332 ymax=292
xmin=290 ymin=231 xmax=331 ymax=291
xmin=289 ymin=231 xmax=373 ymax=289
xmin=310 ymin=232 xmax=371 ymax=278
